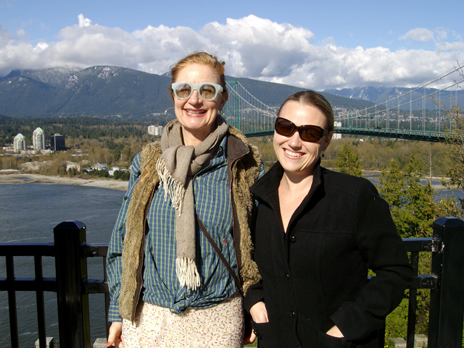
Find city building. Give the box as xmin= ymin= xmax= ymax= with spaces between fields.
xmin=13 ymin=133 xmax=26 ymax=153
xmin=92 ymin=163 xmax=109 ymax=171
xmin=148 ymin=125 xmax=163 ymax=136
xmin=333 ymin=121 xmax=342 ymax=140
xmin=50 ymin=134 xmax=66 ymax=151
xmin=66 ymin=162 xmax=81 ymax=173
xmin=108 ymin=166 xmax=121 ymax=176
xmin=32 ymin=127 xmax=45 ymax=150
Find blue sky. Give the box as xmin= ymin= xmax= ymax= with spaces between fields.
xmin=0 ymin=0 xmax=463 ymax=89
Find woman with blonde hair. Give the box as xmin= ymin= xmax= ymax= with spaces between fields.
xmin=245 ymin=90 xmax=412 ymax=348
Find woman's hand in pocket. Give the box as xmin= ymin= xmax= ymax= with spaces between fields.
xmin=250 ymin=301 xmax=269 ymax=323
xmin=326 ymin=325 xmax=344 ymax=338
xmin=245 ymin=301 xmax=269 ymax=343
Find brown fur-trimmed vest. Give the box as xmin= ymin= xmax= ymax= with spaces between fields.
xmin=119 ymin=127 xmax=262 ymax=321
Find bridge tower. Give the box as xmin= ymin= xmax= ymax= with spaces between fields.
xmin=224 ymin=79 xmax=240 ymax=130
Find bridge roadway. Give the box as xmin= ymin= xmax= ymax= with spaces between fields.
xmin=243 ymin=126 xmax=446 ymax=142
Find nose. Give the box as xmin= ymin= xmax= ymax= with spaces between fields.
xmin=188 ymin=89 xmax=202 ymax=104
xmin=288 ymin=130 xmax=302 ymax=148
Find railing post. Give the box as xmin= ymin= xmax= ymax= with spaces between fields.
xmin=6 ymin=255 xmax=19 ymax=348
xmin=54 ymin=221 xmax=91 ymax=348
xmin=428 ymin=217 xmax=464 ymax=348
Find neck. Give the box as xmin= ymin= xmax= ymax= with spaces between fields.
xmin=180 ymin=123 xmax=217 ymax=147
xmin=280 ymin=170 xmax=314 ymax=191
xmin=180 ymin=127 xmax=213 ymax=147
xmin=182 ymin=132 xmax=206 ymax=147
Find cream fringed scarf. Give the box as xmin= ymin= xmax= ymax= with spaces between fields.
xmin=156 ymin=116 xmax=229 ymax=290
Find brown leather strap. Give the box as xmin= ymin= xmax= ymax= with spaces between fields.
xmin=195 ymin=214 xmax=243 ymax=295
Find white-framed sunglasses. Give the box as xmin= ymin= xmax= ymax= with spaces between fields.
xmin=171 ymin=82 xmax=224 ymax=101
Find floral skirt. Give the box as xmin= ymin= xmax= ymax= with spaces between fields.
xmin=122 ymin=294 xmax=244 ymax=348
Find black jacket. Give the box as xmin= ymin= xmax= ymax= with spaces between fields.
xmin=244 ymin=162 xmax=413 ymax=348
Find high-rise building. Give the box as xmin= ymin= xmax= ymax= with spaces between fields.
xmin=50 ymin=134 xmax=66 ymax=151
xmin=14 ymin=133 xmax=26 ymax=153
xmin=148 ymin=125 xmax=164 ymax=136
xmin=333 ymin=121 xmax=342 ymax=140
xmin=32 ymin=127 xmax=45 ymax=150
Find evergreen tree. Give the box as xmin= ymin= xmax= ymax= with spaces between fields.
xmin=378 ymin=154 xmax=460 ymax=238
xmin=377 ymin=154 xmax=459 ymax=343
xmin=443 ymin=101 xmax=464 ymax=211
xmin=335 ymin=143 xmax=363 ymax=177
xmin=378 ymin=155 xmax=435 ymax=238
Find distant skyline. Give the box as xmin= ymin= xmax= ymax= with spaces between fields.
xmin=0 ymin=0 xmax=463 ymax=90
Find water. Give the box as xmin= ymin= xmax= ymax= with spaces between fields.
xmin=0 ymin=183 xmax=125 ymax=347
xmin=363 ymin=172 xmax=447 ymax=188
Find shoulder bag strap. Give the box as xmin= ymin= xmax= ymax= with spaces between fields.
xmin=195 ymin=214 xmax=243 ymax=295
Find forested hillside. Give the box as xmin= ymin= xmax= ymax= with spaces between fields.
xmin=0 ymin=66 xmax=173 ymax=118
xmin=0 ymin=114 xmax=158 ymax=144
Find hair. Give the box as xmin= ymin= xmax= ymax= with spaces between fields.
xmin=169 ymin=52 xmax=228 ymax=100
xmin=277 ymin=90 xmax=334 ymax=132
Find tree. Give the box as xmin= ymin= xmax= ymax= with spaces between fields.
xmin=88 ymin=169 xmax=109 ymax=178
xmin=113 ymin=170 xmax=130 ymax=181
xmin=429 ymin=66 xmax=464 ymax=214
xmin=442 ymin=102 xmax=464 ymax=211
xmin=335 ymin=143 xmax=363 ymax=177
xmin=377 ymin=155 xmax=455 ymax=238
xmin=377 ymin=154 xmax=460 ymax=343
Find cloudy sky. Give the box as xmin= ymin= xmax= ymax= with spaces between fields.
xmin=0 ymin=0 xmax=463 ymax=90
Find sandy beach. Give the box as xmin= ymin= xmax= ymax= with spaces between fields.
xmin=0 ymin=171 xmax=129 ymax=191
xmin=0 ymin=170 xmax=448 ymax=192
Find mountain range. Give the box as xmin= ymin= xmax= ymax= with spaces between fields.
xmin=0 ymin=66 xmax=374 ymax=119
xmin=324 ymin=86 xmax=464 ymax=110
xmin=2 ymin=66 xmax=461 ymax=119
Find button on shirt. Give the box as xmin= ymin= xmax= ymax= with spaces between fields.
xmin=107 ymin=137 xmax=238 ymax=321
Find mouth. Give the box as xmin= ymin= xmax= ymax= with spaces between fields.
xmin=284 ymin=149 xmax=303 ymax=158
xmin=185 ymin=109 xmax=206 ymax=116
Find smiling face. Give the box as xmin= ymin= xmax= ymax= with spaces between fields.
xmin=173 ymin=63 xmax=227 ymax=146
xmin=273 ymin=100 xmax=332 ymax=178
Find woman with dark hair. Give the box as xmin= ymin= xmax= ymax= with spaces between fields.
xmin=245 ymin=90 xmax=412 ymax=348
xmin=106 ymin=52 xmax=262 ymax=347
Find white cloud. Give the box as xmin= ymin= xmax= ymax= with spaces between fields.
xmin=15 ymin=28 xmax=27 ymax=40
xmin=0 ymin=15 xmax=463 ymax=90
xmin=435 ymin=28 xmax=448 ymax=41
xmin=0 ymin=24 xmax=12 ymax=47
xmin=78 ymin=14 xmax=92 ymax=28
xmin=33 ymin=42 xmax=48 ymax=51
xmin=202 ymin=16 xmax=314 ymax=78
xmin=400 ymin=28 xmax=435 ymax=43
xmin=436 ymin=41 xmax=464 ymax=52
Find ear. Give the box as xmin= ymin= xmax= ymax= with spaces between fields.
xmin=322 ymin=131 xmax=333 ymax=151
xmin=219 ymin=92 xmax=228 ymax=110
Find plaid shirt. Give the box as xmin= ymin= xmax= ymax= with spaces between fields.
xmin=107 ymin=137 xmax=238 ymax=321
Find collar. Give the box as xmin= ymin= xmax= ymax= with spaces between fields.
xmin=251 ymin=160 xmax=324 ymax=209
xmin=226 ymin=133 xmax=250 ymax=163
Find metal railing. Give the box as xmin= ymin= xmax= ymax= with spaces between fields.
xmin=0 ymin=221 xmax=109 ymax=348
xmin=1 ymin=217 xmax=464 ymax=347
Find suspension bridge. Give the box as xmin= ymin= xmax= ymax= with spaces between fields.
xmin=223 ymin=65 xmax=464 ymax=142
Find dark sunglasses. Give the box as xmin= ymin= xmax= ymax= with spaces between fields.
xmin=275 ymin=117 xmax=329 ymax=142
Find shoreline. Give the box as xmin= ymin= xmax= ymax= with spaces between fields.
xmin=0 ymin=172 xmax=129 ymax=191
xmin=0 ymin=170 xmax=450 ymax=192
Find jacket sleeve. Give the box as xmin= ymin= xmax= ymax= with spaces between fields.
xmin=331 ymin=180 xmax=413 ymax=341
xmin=243 ymin=164 xmax=265 ymax=314
xmin=244 ymin=280 xmax=265 ymax=313
xmin=106 ymin=153 xmax=141 ymax=322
